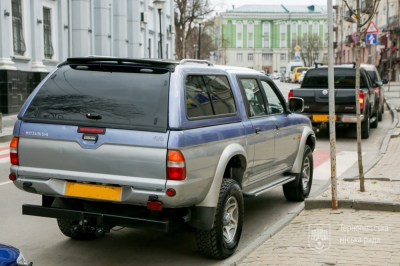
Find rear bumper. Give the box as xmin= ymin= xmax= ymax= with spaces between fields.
xmin=305 ymin=114 xmax=365 ymax=124
xmin=23 ymin=204 xmax=170 ymax=232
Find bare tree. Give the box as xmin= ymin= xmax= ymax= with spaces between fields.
xmin=290 ymin=34 xmax=324 ymax=67
xmin=342 ymin=0 xmax=380 ymax=192
xmin=174 ymin=0 xmax=218 ymax=60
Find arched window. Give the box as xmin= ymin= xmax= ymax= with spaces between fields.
xmin=248 ymin=21 xmax=254 ymax=48
xmin=291 ymin=22 xmax=298 ymax=47
xmin=263 ymin=22 xmax=270 ymax=48
xmin=236 ymin=21 xmax=243 ymax=48
xmin=280 ymin=22 xmax=286 ymax=48
xmin=302 ymin=22 xmax=308 ymax=47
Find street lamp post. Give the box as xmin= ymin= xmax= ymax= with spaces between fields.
xmin=153 ymin=0 xmax=165 ymax=59
xmin=196 ymin=17 xmax=203 ymax=60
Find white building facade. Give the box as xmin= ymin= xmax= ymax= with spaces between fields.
xmin=0 ymin=0 xmax=175 ymax=72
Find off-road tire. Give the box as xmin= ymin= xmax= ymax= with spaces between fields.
xmin=283 ymin=145 xmax=313 ymax=202
xmin=378 ymin=104 xmax=383 ymax=121
xmin=52 ymin=198 xmax=97 ymax=240
xmin=195 ymin=179 xmax=244 ymax=259
xmin=361 ymin=116 xmax=370 ymax=139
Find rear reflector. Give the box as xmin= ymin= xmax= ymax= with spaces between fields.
xmin=10 ymin=137 xmax=19 ymax=165
xmin=9 ymin=173 xmax=16 ymax=181
xmin=288 ymin=90 xmax=293 ymax=99
xmin=166 ymin=188 xmax=176 ymax=197
xmin=147 ymin=201 xmax=162 ymax=211
xmin=167 ymin=150 xmax=186 ymax=180
xmin=78 ymin=127 xmax=106 ymax=134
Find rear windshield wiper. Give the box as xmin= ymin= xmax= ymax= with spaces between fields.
xmin=86 ymin=113 xmax=102 ymax=120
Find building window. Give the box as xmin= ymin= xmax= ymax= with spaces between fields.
xmin=313 ymin=22 xmax=319 ymax=36
xmin=291 ymin=22 xmax=297 ymax=44
xmin=43 ymin=7 xmax=54 ymax=59
xmin=262 ymin=53 xmax=272 ymax=61
xmin=302 ymin=22 xmax=309 ymax=48
xmin=280 ymin=23 xmax=286 ymax=48
xmin=324 ymin=22 xmax=328 ymax=48
xmin=237 ymin=53 xmax=243 ymax=61
xmin=247 ymin=22 xmax=254 ymax=48
xmin=11 ymin=0 xmax=26 ymax=55
xmin=280 ymin=53 xmax=286 ymax=60
xmin=248 ymin=53 xmax=253 ymax=61
xmin=263 ymin=22 xmax=270 ymax=48
xmin=236 ymin=21 xmax=243 ymax=48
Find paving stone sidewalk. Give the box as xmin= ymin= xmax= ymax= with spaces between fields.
xmin=237 ymin=209 xmax=400 ymax=266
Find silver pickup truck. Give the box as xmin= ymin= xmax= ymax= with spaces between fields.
xmin=10 ymin=58 xmax=315 ymax=259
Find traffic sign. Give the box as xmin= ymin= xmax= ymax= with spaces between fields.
xmin=294 ymin=56 xmax=300 ymax=62
xmin=294 ymin=45 xmax=301 ymax=51
xmin=365 ymin=21 xmax=378 ymax=33
xmin=366 ymin=33 xmax=377 ymax=45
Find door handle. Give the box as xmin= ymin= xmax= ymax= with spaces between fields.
xmin=276 ymin=124 xmax=281 ymax=130
xmin=255 ymin=128 xmax=261 ymax=134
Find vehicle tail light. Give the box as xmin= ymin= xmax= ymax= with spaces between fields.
xmin=288 ymin=90 xmax=293 ymax=99
xmin=167 ymin=150 xmax=186 ymax=180
xmin=147 ymin=201 xmax=162 ymax=211
xmin=359 ymin=92 xmax=364 ymax=110
xmin=10 ymin=137 xmax=19 ymax=165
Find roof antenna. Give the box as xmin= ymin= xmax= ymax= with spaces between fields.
xmin=352 ymin=61 xmax=356 ymax=68
xmin=314 ymin=62 xmax=324 ymax=68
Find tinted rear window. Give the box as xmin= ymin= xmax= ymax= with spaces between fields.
xmin=301 ymin=68 xmax=368 ymax=88
xmin=367 ymin=70 xmax=377 ymax=82
xmin=23 ymin=64 xmax=170 ymax=132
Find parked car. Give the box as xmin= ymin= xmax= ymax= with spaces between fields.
xmin=298 ymin=71 xmax=307 ymax=84
xmin=284 ymin=61 xmax=304 ymax=82
xmin=273 ymin=73 xmax=281 ymax=80
xmin=291 ymin=67 xmax=309 ymax=83
xmin=0 ymin=243 xmax=32 ymax=266
xmin=11 ymin=58 xmax=315 ymax=259
xmin=289 ymin=65 xmax=379 ymax=139
xmin=343 ymin=63 xmax=387 ymax=121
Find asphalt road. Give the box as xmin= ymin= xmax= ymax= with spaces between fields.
xmin=0 ymin=84 xmax=391 ymax=265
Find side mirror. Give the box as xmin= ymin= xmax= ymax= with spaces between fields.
xmin=382 ymin=78 xmax=388 ymax=84
xmin=375 ymin=81 xmax=383 ymax=86
xmin=288 ymin=97 xmax=304 ymax=113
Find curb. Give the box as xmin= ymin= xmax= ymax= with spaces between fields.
xmin=305 ymin=198 xmax=400 ymax=212
xmin=221 ymin=203 xmax=305 ymax=266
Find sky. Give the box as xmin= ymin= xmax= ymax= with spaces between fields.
xmin=216 ymin=0 xmax=334 ymax=13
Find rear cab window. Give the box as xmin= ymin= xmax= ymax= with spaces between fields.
xmin=185 ymin=75 xmax=237 ymax=119
xmin=22 ymin=64 xmax=170 ymax=132
xmin=301 ymin=68 xmax=368 ymax=89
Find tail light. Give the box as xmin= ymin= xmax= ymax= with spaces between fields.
xmin=359 ymin=92 xmax=364 ymax=110
xmin=167 ymin=150 xmax=186 ymax=180
xmin=288 ymin=90 xmax=293 ymax=99
xmin=10 ymin=137 xmax=19 ymax=165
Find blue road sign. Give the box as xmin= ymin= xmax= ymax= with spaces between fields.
xmin=366 ymin=33 xmax=377 ymax=45
xmin=294 ymin=56 xmax=300 ymax=62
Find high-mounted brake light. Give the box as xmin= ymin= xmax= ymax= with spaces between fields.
xmin=10 ymin=137 xmax=19 ymax=165
xmin=288 ymin=90 xmax=293 ymax=99
xmin=78 ymin=127 xmax=106 ymax=134
xmin=167 ymin=150 xmax=186 ymax=180
xmin=359 ymin=92 xmax=364 ymax=110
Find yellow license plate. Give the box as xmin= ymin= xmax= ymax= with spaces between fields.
xmin=65 ymin=182 xmax=121 ymax=201
xmin=312 ymin=115 xmax=337 ymax=122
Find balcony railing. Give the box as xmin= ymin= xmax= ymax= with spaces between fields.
xmin=361 ymin=0 xmax=374 ymax=14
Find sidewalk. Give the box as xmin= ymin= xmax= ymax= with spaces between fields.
xmin=225 ymin=82 xmax=400 ymax=266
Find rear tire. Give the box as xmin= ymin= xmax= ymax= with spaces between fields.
xmin=378 ymin=104 xmax=383 ymax=121
xmin=283 ymin=145 xmax=313 ymax=201
xmin=195 ymin=179 xmax=244 ymax=259
xmin=52 ymin=198 xmax=97 ymax=240
xmin=371 ymin=111 xmax=379 ymax=129
xmin=361 ymin=116 xmax=370 ymax=139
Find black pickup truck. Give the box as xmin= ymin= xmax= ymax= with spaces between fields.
xmin=288 ymin=65 xmax=379 ymax=139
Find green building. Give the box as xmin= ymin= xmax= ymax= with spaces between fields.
xmin=214 ymin=5 xmax=329 ymax=74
